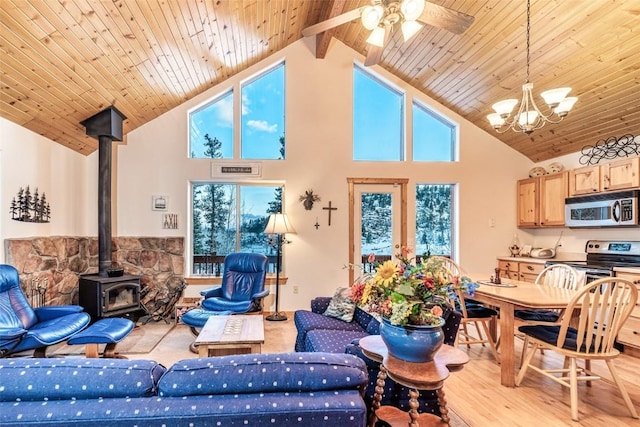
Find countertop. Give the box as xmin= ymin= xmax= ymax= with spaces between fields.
xmin=496 ymin=253 xmax=586 ymax=264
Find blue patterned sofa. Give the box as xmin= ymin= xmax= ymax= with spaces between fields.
xmin=294 ymin=296 xmax=462 ymax=418
xmin=0 ymin=352 xmax=368 ymax=426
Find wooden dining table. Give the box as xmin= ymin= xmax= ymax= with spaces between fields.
xmin=467 ymin=278 xmax=578 ymax=387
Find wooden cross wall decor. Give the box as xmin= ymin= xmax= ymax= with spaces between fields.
xmin=322 ymin=201 xmax=337 ymax=226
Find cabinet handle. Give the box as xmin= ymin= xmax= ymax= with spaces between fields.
xmin=527 ymin=265 xmax=534 ymax=271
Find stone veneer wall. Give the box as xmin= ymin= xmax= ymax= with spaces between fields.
xmin=4 ymin=236 xmax=184 ymax=308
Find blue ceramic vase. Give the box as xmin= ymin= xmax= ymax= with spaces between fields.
xmin=380 ymin=317 xmax=444 ymax=363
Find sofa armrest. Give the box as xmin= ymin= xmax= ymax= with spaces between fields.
xmin=34 ymin=305 xmax=84 ymax=321
xmin=252 ymin=289 xmax=270 ymax=299
xmin=200 ymin=287 xmax=223 ymax=298
xmin=310 ymin=296 xmax=331 ymax=314
xmin=0 ymin=327 xmax=27 ymax=340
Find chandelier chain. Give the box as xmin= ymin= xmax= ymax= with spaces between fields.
xmin=526 ymin=0 xmax=530 ymax=83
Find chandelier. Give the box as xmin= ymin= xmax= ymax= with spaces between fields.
xmin=361 ymin=0 xmax=426 ymax=47
xmin=487 ymin=0 xmax=578 ymax=134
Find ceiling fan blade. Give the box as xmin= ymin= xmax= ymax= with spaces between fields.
xmin=364 ymin=26 xmax=390 ymax=67
xmin=418 ymin=2 xmax=475 ymax=34
xmin=302 ymin=7 xmax=365 ymax=37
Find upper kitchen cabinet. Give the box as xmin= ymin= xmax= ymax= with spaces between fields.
xmin=517 ymin=172 xmax=568 ymax=228
xmin=569 ymin=157 xmax=639 ymax=195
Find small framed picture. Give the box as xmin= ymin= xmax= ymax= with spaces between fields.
xmin=152 ymin=195 xmax=168 ymax=211
xmin=520 ymin=245 xmax=532 ymax=257
xmin=162 ymin=213 xmax=178 ymax=230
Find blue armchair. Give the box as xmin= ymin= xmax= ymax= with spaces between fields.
xmin=201 ymin=253 xmax=269 ymax=313
xmin=0 ymin=264 xmax=91 ymax=357
xmin=181 ymin=253 xmax=269 ymax=337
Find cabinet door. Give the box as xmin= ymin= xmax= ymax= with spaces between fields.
xmin=569 ymin=165 xmax=600 ymax=195
xmin=517 ymin=178 xmax=539 ymax=228
xmin=602 ymin=157 xmax=640 ymax=191
xmin=539 ymin=172 xmax=568 ymax=226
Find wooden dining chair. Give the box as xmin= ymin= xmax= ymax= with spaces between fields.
xmin=430 ymin=256 xmax=501 ymax=364
xmin=515 ymin=277 xmax=639 ymax=422
xmin=513 ymin=264 xmax=580 ymax=363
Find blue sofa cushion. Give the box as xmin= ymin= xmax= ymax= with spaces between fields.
xmin=0 ymin=358 xmax=166 ymax=401
xmin=294 ymin=310 xmax=365 ymax=352
xmin=158 ymin=352 xmax=368 ymax=397
xmin=305 ymin=329 xmax=370 ymax=353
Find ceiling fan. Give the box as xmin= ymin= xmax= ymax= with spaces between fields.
xmin=302 ymin=0 xmax=475 ymax=66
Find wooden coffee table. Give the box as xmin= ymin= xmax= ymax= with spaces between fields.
xmin=194 ymin=315 xmax=265 ymax=357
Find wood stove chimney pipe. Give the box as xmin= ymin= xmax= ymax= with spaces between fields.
xmin=80 ymin=106 xmax=127 ymax=277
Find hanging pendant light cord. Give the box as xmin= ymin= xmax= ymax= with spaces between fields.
xmin=525 ymin=0 xmax=530 ymax=84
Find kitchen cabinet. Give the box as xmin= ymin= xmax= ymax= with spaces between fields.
xmin=615 ymin=270 xmax=640 ymax=356
xmin=497 ymin=258 xmax=545 ymax=283
xmin=569 ymin=157 xmax=639 ymax=196
xmin=517 ymin=172 xmax=568 ymax=228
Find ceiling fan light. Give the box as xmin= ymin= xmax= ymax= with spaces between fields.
xmin=540 ymin=87 xmax=572 ymax=108
xmin=487 ymin=113 xmax=505 ymax=129
xmin=366 ymin=26 xmax=386 ymax=47
xmin=492 ymin=99 xmax=518 ymax=117
xmin=554 ymin=96 xmax=578 ymax=116
xmin=400 ymin=0 xmax=426 ymax=21
xmin=361 ymin=5 xmax=384 ymax=30
xmin=401 ymin=20 xmax=423 ymax=42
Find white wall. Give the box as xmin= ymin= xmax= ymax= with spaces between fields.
xmin=119 ymin=38 xmax=533 ymax=310
xmin=0 ymin=117 xmax=92 ymax=261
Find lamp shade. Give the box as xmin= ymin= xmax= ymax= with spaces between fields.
xmin=264 ymin=213 xmax=296 ymax=235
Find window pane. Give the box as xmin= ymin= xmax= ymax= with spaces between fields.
xmin=353 ymin=67 xmax=403 ymax=161
xmin=192 ymin=183 xmax=236 ymax=259
xmin=413 ymin=102 xmax=455 ymax=162
xmin=361 ymin=192 xmax=393 ymax=256
xmin=239 ymin=186 xmax=282 ymax=253
xmin=241 ymin=63 xmax=285 ymax=159
xmin=189 ymin=91 xmax=234 ymax=158
xmin=416 ymin=184 xmax=453 ymax=257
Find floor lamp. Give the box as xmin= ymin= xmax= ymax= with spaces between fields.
xmin=264 ymin=213 xmax=296 ymax=321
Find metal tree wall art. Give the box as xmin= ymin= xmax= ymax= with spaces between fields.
xmin=10 ymin=186 xmax=51 ymax=223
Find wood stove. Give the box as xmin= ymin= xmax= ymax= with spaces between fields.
xmin=79 ymin=274 xmax=142 ymax=321
xmin=79 ymin=107 xmax=142 ymax=321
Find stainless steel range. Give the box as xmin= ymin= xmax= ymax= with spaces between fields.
xmin=548 ymin=240 xmax=640 ymax=284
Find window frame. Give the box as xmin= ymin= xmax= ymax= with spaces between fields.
xmin=412 ymin=100 xmax=458 ymax=162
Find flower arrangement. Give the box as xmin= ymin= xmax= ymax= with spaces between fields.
xmin=350 ymin=247 xmax=478 ymax=326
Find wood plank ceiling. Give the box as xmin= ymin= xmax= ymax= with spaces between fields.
xmin=1 ymin=0 xmax=638 ymax=162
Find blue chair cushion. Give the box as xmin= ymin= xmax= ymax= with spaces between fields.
xmin=515 ymin=309 xmax=560 ymax=323
xmin=180 ymin=309 xmax=233 ymax=328
xmin=11 ymin=312 xmax=91 ymax=353
xmin=465 ymin=306 xmax=498 ymax=318
xmin=67 ymin=318 xmax=134 ymax=345
xmin=202 ymin=297 xmax=253 ymax=313
xmin=518 ymin=324 xmax=598 ymax=352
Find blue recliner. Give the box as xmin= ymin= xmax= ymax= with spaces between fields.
xmin=0 ymin=264 xmax=91 ymax=357
xmin=182 ymin=253 xmax=270 ymax=332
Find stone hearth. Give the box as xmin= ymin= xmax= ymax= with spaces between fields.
xmin=4 ymin=236 xmax=184 ymax=309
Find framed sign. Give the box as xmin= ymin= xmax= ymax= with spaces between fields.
xmin=152 ymin=195 xmax=168 ymax=211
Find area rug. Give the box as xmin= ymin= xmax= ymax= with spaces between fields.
xmin=53 ymin=321 xmax=175 ymax=356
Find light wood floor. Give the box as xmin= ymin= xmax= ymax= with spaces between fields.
xmin=132 ymin=313 xmax=640 ymax=427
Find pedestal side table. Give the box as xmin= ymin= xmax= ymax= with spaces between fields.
xmin=359 ymin=335 xmax=469 ymax=427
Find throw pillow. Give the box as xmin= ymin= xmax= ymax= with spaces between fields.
xmin=323 ymin=287 xmax=357 ymax=322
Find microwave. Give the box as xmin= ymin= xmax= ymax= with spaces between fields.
xmin=565 ymin=190 xmax=639 ymax=228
